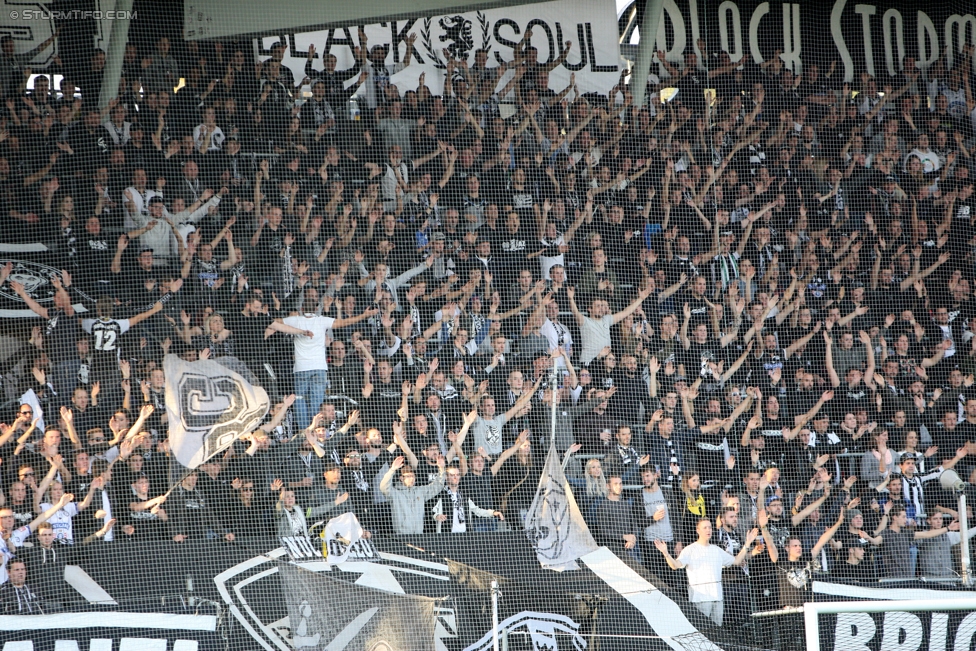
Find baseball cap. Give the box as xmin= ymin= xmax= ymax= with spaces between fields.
xmin=430 ymin=232 xmax=446 ymax=241
xmin=845 ymin=533 xmax=869 ymax=549
xmin=765 ymin=494 xmax=783 ymax=507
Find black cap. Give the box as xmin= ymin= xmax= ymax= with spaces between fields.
xmin=845 ymin=533 xmax=869 ymax=549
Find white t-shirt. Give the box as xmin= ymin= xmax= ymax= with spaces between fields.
xmin=282 ymin=315 xmax=336 ymax=372
xmin=676 ymin=541 xmax=736 ymax=602
xmin=538 ymin=235 xmax=565 ymax=279
xmin=578 ymin=315 xmax=614 ymax=365
xmin=40 ymin=502 xmax=79 ymax=543
xmin=123 ymin=187 xmax=163 ymax=229
xmin=540 ymin=319 xmax=573 ymax=368
xmin=0 ymin=527 xmax=30 ymax=584
xmin=193 ymin=124 xmax=226 ymax=151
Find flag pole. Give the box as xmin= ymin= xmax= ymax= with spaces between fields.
xmin=490 ymin=579 xmax=501 ymax=651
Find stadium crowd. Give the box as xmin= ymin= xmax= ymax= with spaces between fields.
xmin=0 ymin=22 xmax=974 ymax=641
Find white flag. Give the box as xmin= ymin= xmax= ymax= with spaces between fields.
xmin=322 ymin=512 xmax=377 ymax=565
xmin=524 ymin=443 xmax=598 ymax=572
xmin=164 ymin=354 xmax=270 ymax=468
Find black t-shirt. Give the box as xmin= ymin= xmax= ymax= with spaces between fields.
xmin=253 ymin=225 xmax=288 ymax=281
xmin=749 ymin=550 xmax=780 ymax=609
xmin=684 ymin=295 xmax=710 ymax=323
xmin=834 ymin=559 xmax=877 ymax=583
xmin=77 ymin=232 xmax=114 ymax=285
xmin=82 ymin=317 xmax=128 ymax=375
xmin=777 ymin=554 xmax=816 ymax=607
xmin=462 ymin=471 xmax=494 ymax=511
xmin=362 ymin=380 xmax=401 ymax=432
xmin=689 ymin=428 xmax=730 ymax=483
xmin=120 ymin=260 xmax=158 ymax=305
xmin=225 ymin=312 xmax=273 ymax=368
xmin=498 ymin=228 xmax=531 ymax=274
xmin=676 ymin=72 xmax=706 ymax=111
xmin=880 ymin=528 xmax=915 ymax=578
xmin=682 ymin=338 xmax=726 ymax=381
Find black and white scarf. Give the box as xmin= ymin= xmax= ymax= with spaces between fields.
xmin=448 ymin=488 xmax=466 ymax=526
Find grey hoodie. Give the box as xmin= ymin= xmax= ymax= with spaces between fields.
xmin=380 ymin=467 xmax=445 ymax=534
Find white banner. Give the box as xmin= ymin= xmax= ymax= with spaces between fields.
xmin=163 ymin=354 xmax=269 ymax=468
xmin=260 ymin=0 xmax=623 ymax=98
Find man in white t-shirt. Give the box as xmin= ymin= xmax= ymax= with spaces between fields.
xmin=568 ymin=284 xmax=653 ymax=365
xmin=122 ymin=168 xmax=164 ymax=230
xmin=281 ymin=297 xmax=378 ymax=430
xmin=0 ymin=495 xmax=75 ymax=584
xmin=654 ymin=518 xmax=757 ymax=626
xmin=904 ymin=133 xmax=941 ymax=175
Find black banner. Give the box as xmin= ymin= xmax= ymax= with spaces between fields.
xmin=7 ymin=535 xmax=667 ymax=651
xmin=8 ymin=534 xmax=974 ymax=651
xmin=643 ymin=0 xmax=976 ymax=83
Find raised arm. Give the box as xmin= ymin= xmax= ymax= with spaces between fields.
xmin=792 ymin=488 xmax=831 ymax=527
xmin=566 ymin=285 xmax=585 ymax=326
xmin=734 ymin=528 xmax=761 ymax=566
xmin=810 ymin=506 xmax=845 ymax=557
xmin=28 ymin=493 xmax=74 ymax=533
xmin=8 ymin=281 xmax=50 ymax=319
xmin=128 ymin=301 xmax=164 ymax=327
xmin=391 ymin=421 xmax=419 ymax=469
xmin=824 ymin=332 xmax=841 ymax=388
xmin=490 ymin=430 xmax=529 ymax=476
xmin=32 ymin=461 xmax=59 ymax=514
xmin=611 ymin=286 xmax=654 ymax=325
xmin=653 ymin=538 xmax=685 ymax=569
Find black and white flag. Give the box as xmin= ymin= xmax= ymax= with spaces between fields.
xmin=0 ymin=250 xmax=87 ymax=318
xmin=278 ymin=561 xmax=441 ymax=651
xmin=524 ymin=443 xmax=598 ymax=572
xmin=164 ymin=354 xmax=269 ymax=468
